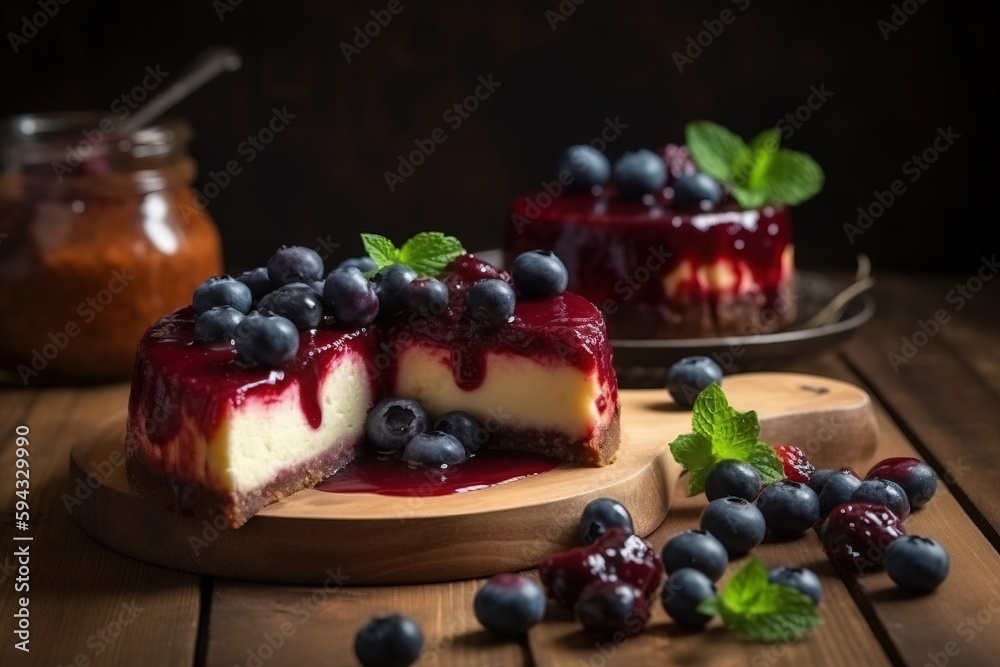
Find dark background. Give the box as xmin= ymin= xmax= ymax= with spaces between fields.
xmin=3 ymin=0 xmax=997 ymax=273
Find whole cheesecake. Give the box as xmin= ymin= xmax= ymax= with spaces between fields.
xmin=125 ymin=250 xmax=620 ymax=528
xmin=506 ymin=126 xmax=824 ymax=340
xmin=507 ymin=191 xmax=795 ymax=339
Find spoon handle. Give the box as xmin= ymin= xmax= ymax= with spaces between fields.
xmin=118 ymin=47 xmax=243 ymax=133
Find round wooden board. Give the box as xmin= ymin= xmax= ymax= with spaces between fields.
xmin=69 ymin=372 xmax=877 ymax=585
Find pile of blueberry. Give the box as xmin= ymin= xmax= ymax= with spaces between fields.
xmin=190 ymin=245 xmax=572 ymax=369
xmin=365 ymin=397 xmax=485 ymax=469
xmin=556 ymin=143 xmax=724 ymax=209
xmin=352 ymin=449 xmax=947 ymax=664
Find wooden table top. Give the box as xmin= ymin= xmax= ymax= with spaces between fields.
xmin=2 ymin=272 xmax=999 ymax=667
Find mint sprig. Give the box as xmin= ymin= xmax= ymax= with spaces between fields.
xmin=668 ymin=383 xmax=783 ymax=496
xmin=360 ymin=232 xmax=465 ymax=277
xmin=685 ymin=121 xmax=824 ymax=208
xmin=697 ymin=558 xmax=820 ymax=642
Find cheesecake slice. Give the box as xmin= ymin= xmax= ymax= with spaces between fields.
xmin=125 ymin=253 xmax=621 ymax=527
xmin=386 ymin=256 xmax=620 ymax=465
xmin=125 ymin=308 xmax=378 ymax=527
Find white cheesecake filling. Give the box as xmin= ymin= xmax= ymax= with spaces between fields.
xmin=207 ymin=355 xmax=374 ymax=493
xmin=392 ymin=343 xmax=606 ymax=438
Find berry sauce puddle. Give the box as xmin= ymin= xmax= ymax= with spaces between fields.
xmin=316 ymin=450 xmax=559 ymax=496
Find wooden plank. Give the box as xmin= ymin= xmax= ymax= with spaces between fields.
xmin=0 ymin=385 xmax=201 ymax=667
xmin=839 ymin=277 xmax=1000 ymax=548
xmin=785 ymin=353 xmax=1000 ymax=667
xmin=204 ymin=578 xmax=528 ymax=667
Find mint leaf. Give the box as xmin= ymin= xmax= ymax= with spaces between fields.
xmin=691 ymin=383 xmax=727 ymax=438
xmin=685 ymin=121 xmax=824 ymax=207
xmin=758 ymin=149 xmax=825 ymax=206
xmin=361 ymin=233 xmax=399 ymax=270
xmin=686 ymin=121 xmax=748 ymax=184
xmin=747 ymin=441 xmax=785 ymax=485
xmin=712 ymin=408 xmax=760 ymax=459
xmin=717 ymin=559 xmax=820 ymax=642
xmin=669 ymin=433 xmax=715 ymax=495
xmin=398 ymin=232 xmax=465 ymax=277
xmin=730 ymin=185 xmax=770 ymax=209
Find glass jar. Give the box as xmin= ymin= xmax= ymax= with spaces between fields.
xmin=0 ymin=113 xmax=222 ymax=384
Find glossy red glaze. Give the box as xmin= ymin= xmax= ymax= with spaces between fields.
xmin=127 ymin=307 xmax=377 ymax=450
xmin=506 ymin=189 xmax=794 ymax=338
xmin=316 ymin=449 xmax=558 ymax=496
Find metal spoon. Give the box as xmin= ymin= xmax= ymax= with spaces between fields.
xmin=117 ymin=47 xmax=242 ymax=133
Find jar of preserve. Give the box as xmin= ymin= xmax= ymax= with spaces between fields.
xmin=0 ymin=113 xmax=222 ymax=384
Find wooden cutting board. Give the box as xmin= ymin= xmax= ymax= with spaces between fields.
xmin=68 ymin=372 xmax=877 ymax=585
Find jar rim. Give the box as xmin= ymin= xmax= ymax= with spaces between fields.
xmin=1 ymin=112 xmax=192 ymax=166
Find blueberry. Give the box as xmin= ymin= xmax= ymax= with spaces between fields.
xmin=474 ymin=573 xmax=547 ymax=636
xmin=866 ymin=457 xmax=938 ymax=510
xmin=402 ymin=431 xmax=466 ymax=468
xmin=236 ymin=267 xmax=272 ymax=303
xmin=372 ymin=264 xmax=418 ymax=317
xmin=324 ymin=266 xmax=380 ymax=327
xmin=354 ymin=614 xmax=423 ymax=667
xmin=807 ymin=468 xmax=838 ymax=495
xmin=661 ymin=530 xmax=728 ymax=581
xmin=511 ymin=250 xmax=569 ymax=299
xmin=433 ymin=411 xmax=485 ymax=452
xmin=850 ymin=479 xmax=911 ymax=521
xmin=699 ymin=496 xmax=766 ymax=556
xmin=756 ymin=481 xmax=821 ymax=538
xmin=308 ymin=280 xmax=326 ymax=299
xmin=579 ymin=498 xmax=634 ymax=545
xmin=705 ymin=459 xmax=761 ymax=502
xmin=338 ymin=256 xmax=377 ymax=273
xmin=769 ymin=566 xmax=823 ymax=604
xmin=883 ymin=535 xmax=950 ymax=593
xmin=403 ymin=277 xmax=449 ymax=316
xmin=266 ymin=245 xmax=325 ymax=286
xmin=666 ymin=356 xmax=723 ymax=408
xmin=672 ymin=173 xmax=724 ymax=210
xmin=818 ymin=470 xmax=862 ymax=517
xmin=257 ymin=283 xmax=324 ymax=330
xmin=366 ymin=398 xmax=430 ymax=455
xmin=233 ymin=312 xmax=299 ymax=367
xmin=193 ymin=276 xmax=252 ymax=315
xmin=612 ymin=149 xmax=668 ymax=199
xmin=557 ymin=145 xmax=611 ymax=193
xmin=576 ymin=581 xmax=649 ymax=640
xmin=661 ymin=568 xmax=717 ymax=630
xmin=465 ymin=279 xmax=516 ymax=328
xmin=194 ymin=306 xmax=244 ymax=344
